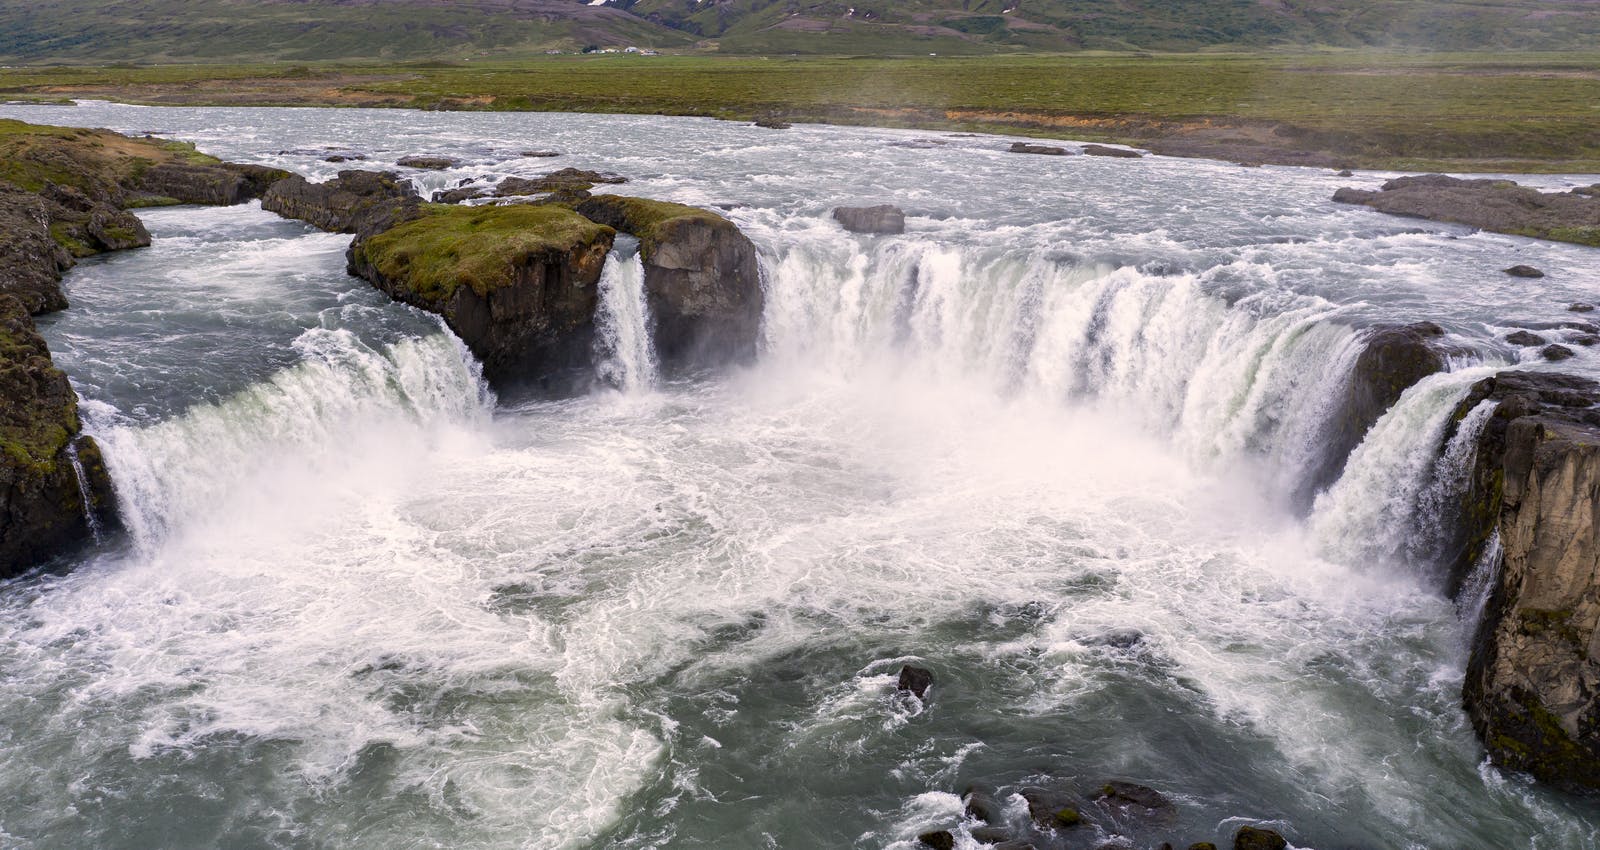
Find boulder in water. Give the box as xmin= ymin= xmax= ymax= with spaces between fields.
xmin=397 ymin=155 xmax=458 ymax=170
xmin=1008 ymin=142 xmax=1069 ymax=156
xmin=1095 ymin=781 xmax=1175 ymax=820
xmin=1444 ymin=371 xmax=1600 ymax=789
xmin=262 ymin=170 xmax=422 ymax=236
xmin=917 ymin=830 xmax=954 ymax=850
xmin=753 ymin=119 xmax=792 ymax=129
xmin=1542 ymin=344 xmax=1575 ymax=361
xmin=1504 ymin=264 xmax=1545 ymax=278
xmin=964 ymin=790 xmax=1003 ymax=823
xmin=1569 ymin=303 xmax=1595 ymax=313
xmin=1081 ymin=144 xmax=1143 ymax=158
xmin=896 ymin=664 xmax=934 ymax=698
xmin=1505 ymin=330 xmax=1547 ymax=346
xmin=1233 ymin=827 xmax=1287 ymax=850
xmin=833 ymin=204 xmax=906 ymax=235
xmin=0 ymin=295 xmax=114 ymax=576
xmin=573 ymin=194 xmax=763 ymax=372
xmin=347 ymin=203 xmax=615 ymax=392
xmin=521 ymin=150 xmax=561 ymax=158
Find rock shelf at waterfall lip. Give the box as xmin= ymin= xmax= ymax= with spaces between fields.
xmin=350 ymin=203 xmax=614 ymax=302
xmin=1332 ymin=174 xmax=1600 ymax=248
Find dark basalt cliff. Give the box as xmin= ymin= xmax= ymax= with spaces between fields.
xmin=262 ymin=170 xmax=421 ymax=236
xmin=346 ymin=203 xmax=615 ymax=393
xmin=0 ymin=295 xmax=114 ymax=577
xmin=1445 ymin=371 xmax=1600 ymax=790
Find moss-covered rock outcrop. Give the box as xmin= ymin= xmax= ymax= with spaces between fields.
xmin=0 ymin=295 xmax=113 ymax=577
xmin=574 ymin=194 xmax=763 ymax=371
xmin=0 ymin=118 xmax=290 ymax=315
xmin=348 ymin=203 xmax=614 ymax=390
xmin=1445 ymin=371 xmax=1600 ymax=789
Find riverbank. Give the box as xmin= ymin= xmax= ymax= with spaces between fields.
xmin=5 ymin=52 xmax=1600 ymax=173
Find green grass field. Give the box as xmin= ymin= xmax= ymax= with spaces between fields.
xmin=4 ymin=52 xmax=1599 ymax=171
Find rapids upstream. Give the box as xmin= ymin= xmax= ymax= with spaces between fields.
xmin=2 ymin=102 xmax=1600 ymax=850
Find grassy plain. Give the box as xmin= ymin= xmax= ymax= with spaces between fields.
xmin=3 ymin=52 xmax=1599 ymax=171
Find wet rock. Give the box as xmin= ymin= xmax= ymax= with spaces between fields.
xmin=1081 ymin=144 xmax=1142 ymax=158
xmin=573 ymin=194 xmax=763 ymax=373
xmin=1505 ymin=264 xmax=1546 ymax=278
xmin=970 ymin=825 xmax=1013 ymax=843
xmin=754 ymin=119 xmax=792 ymax=129
xmin=833 ymin=204 xmax=906 ymax=235
xmin=1233 ymin=826 xmax=1287 ymax=850
xmin=520 ymin=150 xmax=561 ymax=157
xmin=897 ymin=664 xmax=934 ymax=698
xmin=0 ymin=295 xmax=115 ymax=576
xmin=1051 ymin=807 xmax=1082 ymax=827
xmin=397 ymin=155 xmax=458 ymax=170
xmin=1309 ymin=321 xmax=1446 ymax=500
xmin=991 ymin=841 xmax=1036 ymax=850
xmin=222 ymin=163 xmax=294 ymax=200
xmin=1572 ymin=334 xmax=1600 ymax=346
xmin=1569 ymin=303 xmax=1595 ymax=313
xmin=261 ymin=170 xmax=421 ymax=236
xmin=1095 ymin=781 xmax=1175 ymax=819
xmin=1505 ymin=330 xmax=1548 ymax=346
xmin=1008 ymin=142 xmax=1069 ymax=156
xmin=917 ymin=830 xmax=955 ymax=850
xmin=1443 ymin=371 xmax=1600 ymax=789
xmin=964 ymin=790 xmax=1004 ymax=823
xmin=1542 ymin=344 xmax=1575 ymax=361
xmin=1332 ymin=175 xmax=1600 ymax=248
xmin=324 ymin=154 xmax=366 ymax=163
xmin=502 ymin=168 xmax=628 ymax=194
xmin=1188 ymin=844 xmax=1218 ymax=850
xmin=347 ymin=204 xmax=615 ymax=394
xmin=1336 ymin=169 xmax=1354 ymax=177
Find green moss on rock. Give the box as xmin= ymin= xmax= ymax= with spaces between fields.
xmin=353 ymin=203 xmax=614 ymax=303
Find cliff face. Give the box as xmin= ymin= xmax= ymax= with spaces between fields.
xmin=347 ymin=203 xmax=614 ymax=393
xmin=0 ymin=295 xmax=114 ymax=576
xmin=261 ymin=170 xmax=420 ymax=236
xmin=1449 ymin=371 xmax=1600 ymax=789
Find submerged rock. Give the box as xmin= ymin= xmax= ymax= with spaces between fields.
xmin=1504 ymin=264 xmax=1545 ymax=278
xmin=1081 ymin=144 xmax=1143 ymax=158
xmin=1008 ymin=142 xmax=1069 ymax=156
xmin=574 ymin=194 xmax=763 ymax=372
xmin=753 ymin=118 xmax=792 ymax=130
xmin=896 ymin=664 xmax=934 ymax=698
xmin=1333 ymin=175 xmax=1600 ymax=248
xmin=1542 ymin=344 xmax=1575 ymax=361
xmin=347 ymin=203 xmax=614 ymax=392
xmin=833 ymin=204 xmax=906 ymax=235
xmin=1505 ymin=330 xmax=1548 ymax=346
xmin=1569 ymin=303 xmax=1595 ymax=313
xmin=262 ymin=170 xmax=421 ymax=236
xmin=1233 ymin=827 xmax=1287 ymax=850
xmin=1444 ymin=371 xmax=1600 ymax=789
xmin=0 ymin=295 xmax=114 ymax=576
xmin=1095 ymin=781 xmax=1175 ymax=820
xmin=964 ymin=790 xmax=1003 ymax=823
xmin=917 ymin=830 xmax=955 ymax=850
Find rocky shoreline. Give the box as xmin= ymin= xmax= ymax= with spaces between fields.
xmin=1334 ymin=175 xmax=1600 ymax=248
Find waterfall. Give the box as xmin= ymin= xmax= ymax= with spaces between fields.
xmin=755 ymin=232 xmax=1366 ymax=497
xmin=1308 ymin=371 xmax=1498 ymax=570
xmin=96 ymin=328 xmax=490 ymax=553
xmin=1457 ymin=529 xmax=1503 ymax=629
xmin=64 ymin=439 xmax=104 ymax=544
xmin=593 ymin=239 xmax=658 ymax=393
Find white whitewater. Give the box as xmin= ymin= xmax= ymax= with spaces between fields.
xmin=0 ymin=103 xmax=1595 ymax=850
xmin=592 ymin=243 xmax=657 ymax=393
xmin=63 ymin=440 xmax=103 ymax=544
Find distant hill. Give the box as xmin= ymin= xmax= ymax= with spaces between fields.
xmin=3 ymin=0 xmax=1600 ymax=62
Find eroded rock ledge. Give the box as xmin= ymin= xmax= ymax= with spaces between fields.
xmin=1441 ymin=371 xmax=1600 ymax=790
xmin=0 ymin=295 xmax=114 ymax=577
xmin=1333 ymin=175 xmax=1600 ymax=247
